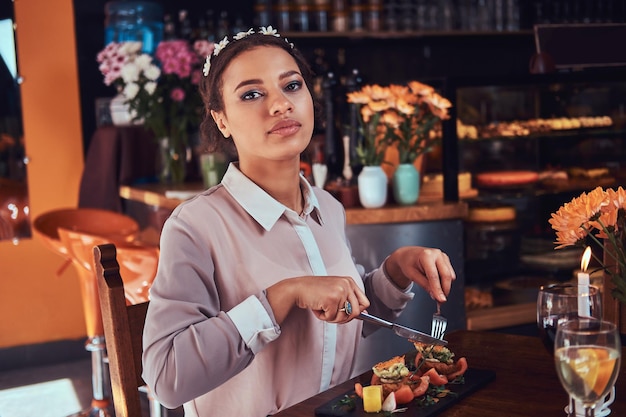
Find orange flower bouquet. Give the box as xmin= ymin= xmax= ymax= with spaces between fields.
xmin=549 ymin=186 xmax=626 ymax=305
xmin=346 ymin=81 xmax=451 ymax=166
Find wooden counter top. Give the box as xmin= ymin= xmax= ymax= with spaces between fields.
xmin=119 ymin=183 xmax=468 ymax=225
xmin=119 ymin=183 xmax=204 ymax=211
xmin=345 ymin=201 xmax=467 ymax=224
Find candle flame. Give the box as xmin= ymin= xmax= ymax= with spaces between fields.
xmin=581 ymin=246 xmax=592 ymax=272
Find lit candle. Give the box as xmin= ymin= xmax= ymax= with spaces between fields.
xmin=578 ymin=246 xmax=592 ymax=317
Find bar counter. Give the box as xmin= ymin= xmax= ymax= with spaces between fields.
xmin=274 ymin=330 xmax=626 ymax=417
xmin=118 ymin=183 xmax=468 ymax=225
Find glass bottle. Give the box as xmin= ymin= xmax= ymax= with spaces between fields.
xmin=178 ymin=9 xmax=193 ymax=40
xmin=205 ymin=10 xmax=216 ymax=41
xmin=312 ymin=0 xmax=330 ymax=31
xmin=274 ymin=0 xmax=292 ymax=31
xmin=216 ymin=10 xmax=230 ymax=39
xmin=254 ymin=0 xmax=273 ymax=28
xmin=163 ymin=13 xmax=177 ymax=40
xmin=351 ymin=0 xmax=365 ymax=32
xmin=293 ymin=0 xmax=311 ymax=32
xmin=365 ymin=0 xmax=382 ymax=31
xmin=332 ymin=0 xmax=348 ymax=32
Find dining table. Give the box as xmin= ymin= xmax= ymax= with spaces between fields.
xmin=273 ymin=330 xmax=626 ymax=417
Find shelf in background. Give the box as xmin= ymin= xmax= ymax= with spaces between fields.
xmin=282 ymin=30 xmax=533 ymax=40
xmin=466 ymin=302 xmax=536 ymax=331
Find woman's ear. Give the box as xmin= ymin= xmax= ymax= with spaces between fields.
xmin=210 ymin=110 xmax=231 ymax=138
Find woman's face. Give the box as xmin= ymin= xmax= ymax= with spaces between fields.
xmin=211 ymin=46 xmax=314 ymax=165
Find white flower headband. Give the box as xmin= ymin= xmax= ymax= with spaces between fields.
xmin=203 ymin=26 xmax=294 ymax=77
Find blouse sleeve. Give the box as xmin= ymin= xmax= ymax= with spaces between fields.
xmin=141 ymin=215 xmax=280 ymax=409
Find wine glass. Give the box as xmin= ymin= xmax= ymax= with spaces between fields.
xmin=537 ymin=283 xmax=613 ymax=416
xmin=554 ymin=319 xmax=621 ymax=417
xmin=537 ymin=283 xmax=602 ymax=355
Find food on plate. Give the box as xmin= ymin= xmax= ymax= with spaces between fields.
xmin=413 ymin=341 xmax=468 ymax=381
xmin=467 ymin=204 xmax=516 ymax=223
xmin=362 ymin=385 xmax=383 ymax=412
xmin=475 ymin=170 xmax=539 ymax=187
xmin=354 ymin=344 xmax=469 ymax=410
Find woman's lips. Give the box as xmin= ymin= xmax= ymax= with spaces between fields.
xmin=269 ymin=119 xmax=301 ymax=136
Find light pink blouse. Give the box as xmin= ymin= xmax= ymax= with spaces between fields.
xmin=142 ymin=164 xmax=414 ymax=416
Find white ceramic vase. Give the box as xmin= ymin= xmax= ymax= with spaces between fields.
xmin=109 ymin=93 xmax=142 ymax=126
xmin=357 ymin=165 xmax=388 ymax=208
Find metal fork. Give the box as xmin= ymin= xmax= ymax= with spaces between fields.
xmin=430 ymin=302 xmax=448 ymax=340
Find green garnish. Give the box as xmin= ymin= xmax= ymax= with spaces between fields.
xmin=331 ymin=394 xmax=356 ymax=411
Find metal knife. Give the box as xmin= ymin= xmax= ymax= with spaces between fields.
xmin=356 ymin=312 xmax=448 ymax=346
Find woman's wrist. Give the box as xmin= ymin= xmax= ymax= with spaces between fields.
xmin=265 ymin=279 xmax=297 ymax=324
xmin=383 ymin=252 xmax=412 ymax=289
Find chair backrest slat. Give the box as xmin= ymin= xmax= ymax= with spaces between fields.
xmin=94 ymin=243 xmax=147 ymax=417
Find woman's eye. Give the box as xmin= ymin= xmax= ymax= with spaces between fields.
xmin=285 ymin=81 xmax=302 ymax=92
xmin=241 ymin=90 xmax=262 ymax=100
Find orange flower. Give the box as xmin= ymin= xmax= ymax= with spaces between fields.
xmin=408 ymin=81 xmax=435 ymax=97
xmin=550 ymin=187 xmax=626 ymax=306
xmin=425 ymin=93 xmax=452 ymax=120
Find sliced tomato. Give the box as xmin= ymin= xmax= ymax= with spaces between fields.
xmin=446 ymin=357 xmax=468 ymax=381
xmin=412 ymin=375 xmax=430 ymax=397
xmin=408 ymin=371 xmax=422 ymax=382
xmin=370 ymin=374 xmax=381 ymax=386
xmin=393 ymin=384 xmax=415 ymax=405
xmin=414 ymin=352 xmax=424 ymax=369
xmin=424 ymin=367 xmax=449 ymax=386
xmin=354 ymin=383 xmax=364 ymax=398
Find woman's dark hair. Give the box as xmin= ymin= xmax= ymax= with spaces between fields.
xmin=198 ymin=32 xmax=317 ymax=156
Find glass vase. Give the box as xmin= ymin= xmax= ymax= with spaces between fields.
xmin=158 ymin=137 xmax=187 ymax=184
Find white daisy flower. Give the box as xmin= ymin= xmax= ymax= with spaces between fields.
xmin=120 ymin=63 xmax=140 ymax=83
xmin=123 ymin=82 xmax=140 ymax=100
xmin=260 ymin=25 xmax=279 ymax=37
xmin=134 ymin=54 xmax=152 ymax=70
xmin=214 ymin=36 xmax=230 ymax=56
xmin=144 ymin=81 xmax=157 ymax=95
xmin=203 ymin=56 xmax=211 ymax=77
xmin=144 ymin=64 xmax=161 ymax=81
xmin=234 ymin=28 xmax=255 ymax=40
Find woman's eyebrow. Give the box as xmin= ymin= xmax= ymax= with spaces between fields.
xmin=233 ymin=70 xmax=302 ymax=92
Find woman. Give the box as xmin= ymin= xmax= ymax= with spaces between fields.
xmin=142 ymin=27 xmax=456 ymax=417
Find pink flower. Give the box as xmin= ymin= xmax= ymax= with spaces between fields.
xmin=170 ymin=88 xmax=185 ymax=102
xmin=193 ymin=40 xmax=215 ymax=58
xmin=190 ymin=69 xmax=202 ymax=85
xmin=156 ymin=40 xmax=198 ymax=78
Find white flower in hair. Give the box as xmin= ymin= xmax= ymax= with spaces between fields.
xmin=260 ymin=25 xmax=280 ymax=37
xmin=214 ymin=36 xmax=230 ymax=56
xmin=284 ymin=37 xmax=294 ymax=49
xmin=234 ymin=28 xmax=255 ymax=40
xmin=203 ymin=55 xmax=211 ymax=77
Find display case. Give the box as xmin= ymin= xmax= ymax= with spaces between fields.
xmin=442 ymin=69 xmax=626 ymax=329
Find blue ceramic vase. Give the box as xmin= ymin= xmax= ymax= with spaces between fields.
xmin=392 ymin=163 xmax=420 ymax=205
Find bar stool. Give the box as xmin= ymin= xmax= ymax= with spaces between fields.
xmin=57 ymin=227 xmax=165 ymax=417
xmin=33 ymin=208 xmax=139 ymax=417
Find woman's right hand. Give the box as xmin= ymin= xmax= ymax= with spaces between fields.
xmin=266 ymin=276 xmax=370 ymax=324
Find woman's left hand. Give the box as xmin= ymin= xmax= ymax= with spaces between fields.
xmin=384 ymin=246 xmax=456 ymax=303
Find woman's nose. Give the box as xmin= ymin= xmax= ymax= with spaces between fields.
xmin=270 ymin=94 xmax=293 ymax=115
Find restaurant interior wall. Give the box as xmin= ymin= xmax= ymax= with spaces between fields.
xmin=0 ymin=0 xmax=87 ymax=363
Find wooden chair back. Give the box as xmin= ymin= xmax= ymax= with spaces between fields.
xmin=94 ymin=243 xmax=149 ymax=417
